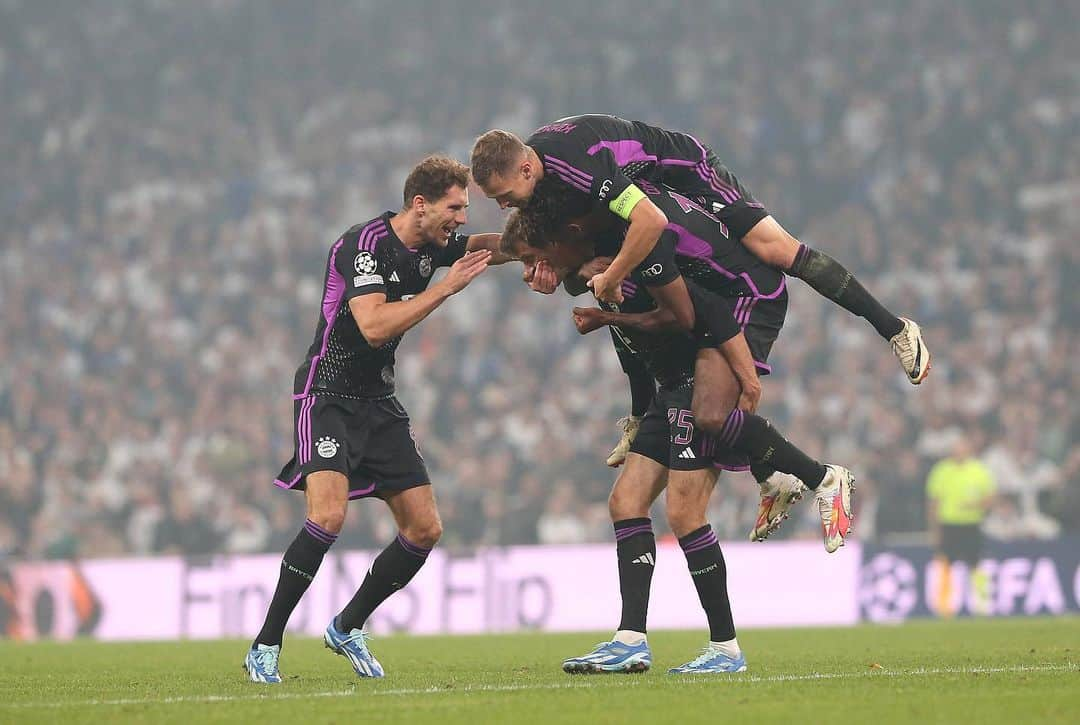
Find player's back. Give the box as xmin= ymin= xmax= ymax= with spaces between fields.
xmin=527 ymin=115 xmax=732 ymax=207
xmin=640 ymin=181 xmax=783 ymax=300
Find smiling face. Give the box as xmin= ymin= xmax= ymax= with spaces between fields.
xmin=480 ymin=166 xmax=539 ymax=210
xmin=417 ymin=184 xmax=469 ymax=246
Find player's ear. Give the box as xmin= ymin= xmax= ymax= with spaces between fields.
xmin=412 ymin=194 xmax=426 ymax=214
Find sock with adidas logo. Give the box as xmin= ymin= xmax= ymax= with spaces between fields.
xmin=614 ymin=518 xmax=655 ymax=635
xmin=679 ymin=524 xmax=736 ymax=643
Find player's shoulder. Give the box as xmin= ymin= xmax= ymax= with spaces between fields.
xmin=341 ymin=213 xmax=393 ymax=252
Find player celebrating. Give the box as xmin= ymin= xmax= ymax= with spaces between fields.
xmin=502 ymin=210 xmax=852 ymax=674
xmin=244 ymin=156 xmax=505 ymax=684
xmin=516 ymin=177 xmax=845 ymax=543
xmin=470 ymin=115 xmax=929 ymax=385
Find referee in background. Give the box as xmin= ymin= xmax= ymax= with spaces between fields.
xmin=926 ymin=435 xmax=997 ymax=616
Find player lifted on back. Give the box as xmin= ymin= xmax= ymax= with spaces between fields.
xmin=244 ymin=156 xmax=507 ymax=684
xmin=502 ymin=205 xmax=852 ymax=674
xmin=470 ymin=115 xmax=929 ymax=386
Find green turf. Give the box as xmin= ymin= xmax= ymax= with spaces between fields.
xmin=2 ymin=618 xmax=1077 ymax=724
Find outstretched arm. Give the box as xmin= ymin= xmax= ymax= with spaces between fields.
xmin=465 ymin=233 xmax=516 ymax=265
xmin=350 ymin=250 xmax=491 ymax=347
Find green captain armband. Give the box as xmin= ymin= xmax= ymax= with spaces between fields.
xmin=608 ymin=184 xmax=646 ymax=220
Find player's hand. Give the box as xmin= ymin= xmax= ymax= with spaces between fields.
xmin=526 ymin=259 xmax=559 ymax=294
xmin=736 ymin=377 xmax=762 ymax=414
xmin=588 ymin=270 xmax=624 ymax=304
xmin=578 ymin=256 xmax=613 ymax=279
xmin=441 ymin=250 xmax=491 ymax=294
xmin=572 ymin=306 xmax=607 ymax=335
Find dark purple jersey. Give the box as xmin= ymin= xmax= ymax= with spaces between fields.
xmin=292 ymin=212 xmax=468 ymax=399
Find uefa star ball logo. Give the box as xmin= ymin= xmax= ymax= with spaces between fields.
xmin=859 ymin=552 xmax=918 ymax=623
xmin=354 ymin=252 xmax=377 ymax=275
xmin=316 ymin=436 xmax=339 ymax=458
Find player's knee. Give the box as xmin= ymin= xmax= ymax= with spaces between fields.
xmin=403 ymin=519 xmax=442 ymax=549
xmin=694 ymin=407 xmax=731 ymax=435
xmin=608 ymin=485 xmax=649 ymax=521
xmin=664 ymin=497 xmax=704 ymax=538
xmin=308 ymin=506 xmax=347 ymax=536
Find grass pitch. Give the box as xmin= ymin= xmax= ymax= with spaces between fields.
xmin=2 ymin=618 xmax=1077 ymax=724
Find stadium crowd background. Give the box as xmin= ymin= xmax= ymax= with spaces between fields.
xmin=1 ymin=0 xmax=1077 ymax=560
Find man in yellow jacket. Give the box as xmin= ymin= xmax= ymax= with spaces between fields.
xmin=926 ymin=436 xmax=997 ymax=615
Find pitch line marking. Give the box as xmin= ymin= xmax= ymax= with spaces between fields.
xmin=4 ymin=663 xmax=1076 ymax=710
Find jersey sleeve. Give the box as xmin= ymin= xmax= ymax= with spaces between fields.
xmin=536 ymin=135 xmax=643 ymax=220
xmin=435 ymin=232 xmax=469 ymax=268
xmin=635 ymin=229 xmax=682 ymax=287
xmin=339 ymin=239 xmax=390 ymax=299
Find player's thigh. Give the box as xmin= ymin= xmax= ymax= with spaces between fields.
xmin=305 ymin=470 xmax=350 ymax=532
xmin=609 ymin=452 xmax=669 ymax=519
xmin=692 ymin=347 xmax=744 ymax=432
xmin=740 ymin=215 xmax=801 ymax=269
xmin=664 ymin=468 xmax=720 ymax=537
xmin=382 ymin=484 xmax=442 ymax=547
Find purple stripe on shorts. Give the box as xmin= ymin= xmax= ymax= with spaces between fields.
xmin=397 ymin=533 xmax=432 ymax=558
xmin=724 ymin=410 xmax=745 ymax=446
xmin=614 ymin=523 xmax=653 ymax=541
xmin=718 ymin=408 xmax=739 ymax=445
xmin=274 ymin=471 xmax=303 ymax=489
xmin=544 ymin=155 xmax=594 ymax=185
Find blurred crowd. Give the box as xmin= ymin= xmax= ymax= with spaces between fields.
xmin=1 ymin=0 xmax=1077 ymax=560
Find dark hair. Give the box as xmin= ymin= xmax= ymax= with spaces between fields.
xmin=469 ymin=130 xmax=526 ymax=185
xmin=402 ymin=155 xmax=470 ymax=206
xmin=515 ymin=176 xmax=592 ymax=248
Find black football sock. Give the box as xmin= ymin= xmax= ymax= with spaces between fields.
xmin=788 ymin=244 xmax=903 ymax=340
xmin=713 ymin=409 xmax=828 ymax=490
xmin=337 ymin=533 xmax=431 ymax=632
xmin=254 ymin=519 xmax=337 ymax=647
xmin=614 ymin=518 xmax=656 ymax=634
xmin=679 ymin=525 xmax=735 ymax=642
xmin=749 ymin=462 xmax=777 ymax=485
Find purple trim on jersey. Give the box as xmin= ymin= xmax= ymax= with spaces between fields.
xmin=397 ymin=533 xmax=432 ymax=558
xmin=614 ymin=523 xmax=653 ymax=542
xmin=667 ymin=222 xmax=787 ymax=301
xmin=300 ymin=238 xmax=348 ymax=396
xmin=586 ymin=139 xmax=658 ymax=167
xmin=358 ymin=219 xmax=387 ymax=252
xmin=543 ymin=156 xmax=593 ymax=193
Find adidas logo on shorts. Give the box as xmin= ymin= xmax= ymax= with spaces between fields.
xmin=678 ymin=448 xmax=696 ymax=460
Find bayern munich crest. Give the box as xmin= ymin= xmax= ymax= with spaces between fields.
xmin=316 ymin=436 xmax=339 ymax=458
xmin=419 ymin=255 xmax=432 ymax=278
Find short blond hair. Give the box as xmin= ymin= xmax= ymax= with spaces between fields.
xmin=470 ymin=129 xmax=527 ymax=186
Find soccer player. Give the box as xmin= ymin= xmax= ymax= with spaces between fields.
xmin=502 ymin=212 xmax=852 ymax=675
xmin=470 ymin=115 xmax=929 ymax=385
xmin=244 ymin=156 xmax=507 ymax=683
xmin=514 ymin=178 xmax=846 ymax=543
